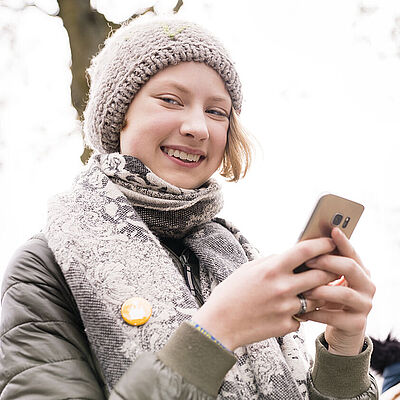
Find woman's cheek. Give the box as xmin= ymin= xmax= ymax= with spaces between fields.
xmin=218 ymin=130 xmax=229 ymax=159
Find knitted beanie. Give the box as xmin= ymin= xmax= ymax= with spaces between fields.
xmin=83 ymin=16 xmax=242 ymax=154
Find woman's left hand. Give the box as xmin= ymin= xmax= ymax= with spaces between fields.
xmin=300 ymin=227 xmax=376 ymax=356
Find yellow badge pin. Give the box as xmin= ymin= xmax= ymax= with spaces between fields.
xmin=121 ymin=297 xmax=152 ymax=326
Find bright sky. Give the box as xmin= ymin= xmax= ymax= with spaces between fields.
xmin=1 ymin=0 xmax=400 ymax=354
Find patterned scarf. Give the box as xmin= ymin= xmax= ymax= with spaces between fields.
xmin=45 ymin=153 xmax=311 ymax=399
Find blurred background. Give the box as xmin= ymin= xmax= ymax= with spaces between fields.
xmin=1 ymin=0 xmax=400 ymax=360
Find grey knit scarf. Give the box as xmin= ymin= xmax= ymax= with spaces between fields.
xmin=45 ymin=153 xmax=311 ymax=399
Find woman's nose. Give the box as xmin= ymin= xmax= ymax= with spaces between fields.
xmin=179 ymin=109 xmax=209 ymax=141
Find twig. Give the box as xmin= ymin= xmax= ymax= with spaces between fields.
xmin=173 ymin=0 xmax=183 ymax=13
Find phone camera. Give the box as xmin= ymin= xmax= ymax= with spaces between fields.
xmin=332 ymin=213 xmax=343 ymax=226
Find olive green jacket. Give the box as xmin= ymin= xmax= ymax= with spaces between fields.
xmin=0 ymin=236 xmax=378 ymax=399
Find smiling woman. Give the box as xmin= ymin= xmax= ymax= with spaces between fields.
xmin=0 ymin=15 xmax=378 ymax=400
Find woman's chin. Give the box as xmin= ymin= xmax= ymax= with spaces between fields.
xmin=158 ymin=172 xmax=204 ymax=190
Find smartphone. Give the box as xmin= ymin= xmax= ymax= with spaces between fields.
xmin=293 ymin=193 xmax=364 ymax=273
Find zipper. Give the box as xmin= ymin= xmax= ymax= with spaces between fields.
xmin=180 ymin=251 xmax=196 ymax=297
xmin=161 ymin=243 xmax=204 ymax=305
xmin=180 ymin=249 xmax=204 ymax=305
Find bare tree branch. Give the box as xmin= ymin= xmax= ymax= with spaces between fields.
xmin=129 ymin=0 xmax=183 ymax=18
xmin=173 ymin=0 xmax=183 ymax=14
xmin=130 ymin=6 xmax=156 ymax=19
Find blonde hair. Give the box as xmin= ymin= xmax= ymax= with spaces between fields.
xmin=219 ymin=109 xmax=253 ymax=182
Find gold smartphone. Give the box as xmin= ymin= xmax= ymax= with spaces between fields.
xmin=293 ymin=193 xmax=364 ymax=273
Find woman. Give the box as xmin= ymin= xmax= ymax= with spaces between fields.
xmin=0 ymin=16 xmax=378 ymax=399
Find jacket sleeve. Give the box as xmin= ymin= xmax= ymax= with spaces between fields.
xmin=110 ymin=322 xmax=235 ymax=400
xmin=0 ymin=237 xmax=235 ymax=400
xmin=308 ymin=333 xmax=379 ymax=399
xmin=0 ymin=236 xmax=108 ymax=399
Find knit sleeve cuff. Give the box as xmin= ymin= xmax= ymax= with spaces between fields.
xmin=311 ymin=333 xmax=373 ymax=398
xmin=157 ymin=321 xmax=236 ymax=396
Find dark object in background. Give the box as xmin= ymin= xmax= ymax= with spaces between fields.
xmin=371 ymin=333 xmax=400 ymax=397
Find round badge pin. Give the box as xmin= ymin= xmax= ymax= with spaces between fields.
xmin=121 ymin=297 xmax=152 ymax=326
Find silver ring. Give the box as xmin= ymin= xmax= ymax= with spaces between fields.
xmin=296 ymin=294 xmax=307 ymax=315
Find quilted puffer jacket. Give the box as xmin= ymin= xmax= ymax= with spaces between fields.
xmin=0 ymin=235 xmax=379 ymax=399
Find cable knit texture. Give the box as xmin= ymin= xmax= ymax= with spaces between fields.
xmin=83 ymin=17 xmax=242 ymax=154
xmin=45 ymin=153 xmax=312 ymax=399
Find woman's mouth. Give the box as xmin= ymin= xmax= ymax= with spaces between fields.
xmin=161 ymin=147 xmax=204 ymax=164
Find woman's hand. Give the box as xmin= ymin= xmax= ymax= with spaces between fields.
xmin=301 ymin=228 xmax=376 ymax=356
xmin=193 ymin=237 xmax=338 ymax=351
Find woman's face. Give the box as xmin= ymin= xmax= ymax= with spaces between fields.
xmin=120 ymin=62 xmax=231 ymax=189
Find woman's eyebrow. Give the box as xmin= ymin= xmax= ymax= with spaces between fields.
xmin=208 ymin=95 xmax=231 ymax=104
xmin=156 ymin=80 xmax=190 ymax=94
xmin=155 ymin=81 xmax=231 ymax=104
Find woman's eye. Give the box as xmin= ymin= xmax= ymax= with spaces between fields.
xmin=207 ymin=109 xmax=228 ymax=118
xmin=160 ymin=97 xmax=180 ymax=105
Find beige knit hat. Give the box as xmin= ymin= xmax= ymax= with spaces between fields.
xmin=83 ymin=16 xmax=242 ymax=154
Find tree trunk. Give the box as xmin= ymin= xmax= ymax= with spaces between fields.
xmin=58 ymin=0 xmax=118 ymax=162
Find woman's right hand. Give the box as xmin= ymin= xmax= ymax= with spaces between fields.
xmin=193 ymin=237 xmax=338 ymax=351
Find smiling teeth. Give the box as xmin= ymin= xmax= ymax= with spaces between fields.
xmin=165 ymin=148 xmax=201 ymax=162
